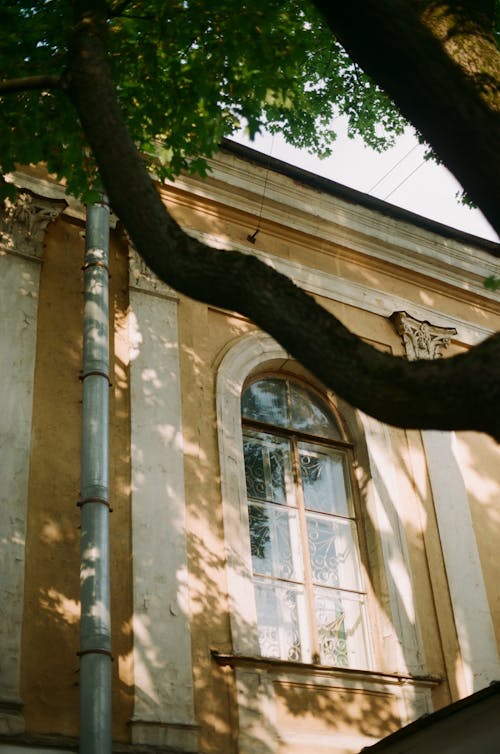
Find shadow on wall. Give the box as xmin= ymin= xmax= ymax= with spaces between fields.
xmin=21 ymin=218 xmax=133 ymax=739
xmin=21 ymin=213 xmax=500 ymax=753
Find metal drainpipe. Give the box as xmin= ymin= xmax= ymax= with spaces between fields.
xmin=79 ymin=199 xmax=112 ymax=754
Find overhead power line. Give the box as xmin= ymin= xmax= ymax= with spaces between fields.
xmin=383 ymin=159 xmax=426 ymax=200
xmin=367 ymin=143 xmax=420 ymax=194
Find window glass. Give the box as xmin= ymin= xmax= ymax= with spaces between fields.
xmin=249 ymin=503 xmax=303 ymax=582
xmin=241 ymin=378 xmax=288 ymax=427
xmin=242 ymin=377 xmax=370 ymax=669
xmin=314 ymin=588 xmax=369 ymax=667
xmin=290 ymin=382 xmax=342 ymax=440
xmin=254 ymin=579 xmax=305 ymax=662
xmin=298 ymin=442 xmax=351 ymax=517
xmin=243 ymin=431 xmax=294 ymax=506
xmin=306 ymin=514 xmax=363 ymax=591
xmin=242 ymin=378 xmax=343 ymax=440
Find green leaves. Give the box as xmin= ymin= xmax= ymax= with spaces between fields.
xmin=484 ymin=275 xmax=500 ymax=291
xmin=0 ymin=0 xmax=406 ymax=197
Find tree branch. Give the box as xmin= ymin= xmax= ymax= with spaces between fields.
xmin=311 ymin=0 xmax=500 ymax=237
xmin=66 ymin=3 xmax=500 ymax=440
xmin=0 ymin=75 xmax=61 ymax=96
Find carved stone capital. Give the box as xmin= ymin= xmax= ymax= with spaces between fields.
xmin=391 ymin=311 xmax=456 ymax=361
xmin=1 ymin=192 xmax=65 ymax=260
xmin=128 ymin=241 xmax=178 ymax=299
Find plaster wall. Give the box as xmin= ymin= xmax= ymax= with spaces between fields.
xmin=19 ymin=217 xmax=133 ymax=740
xmin=163 ymin=177 xmax=499 ymax=748
xmin=0 ymin=244 xmax=41 ymax=733
xmin=174 ymin=298 xmax=449 ymax=751
xmin=6 ymin=153 xmax=500 ymax=753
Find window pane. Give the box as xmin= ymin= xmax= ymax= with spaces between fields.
xmin=243 ymin=431 xmax=294 ymax=506
xmin=306 ymin=514 xmax=363 ymax=591
xmin=249 ymin=503 xmax=303 ymax=581
xmin=254 ymin=579 xmax=304 ymax=662
xmin=314 ymin=587 xmax=369 ymax=668
xmin=299 ymin=442 xmax=352 ymax=517
xmin=242 ymin=379 xmax=289 ymax=427
xmin=290 ymin=383 xmax=342 ymax=440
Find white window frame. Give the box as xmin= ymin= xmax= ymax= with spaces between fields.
xmin=216 ymin=332 xmax=438 ymax=754
xmin=241 ymin=380 xmax=371 ymax=668
xmin=217 ymin=331 xmax=425 ymax=676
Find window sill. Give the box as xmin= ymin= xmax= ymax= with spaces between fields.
xmin=211 ymin=650 xmax=442 ymax=688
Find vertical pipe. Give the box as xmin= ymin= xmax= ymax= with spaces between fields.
xmin=79 ymin=199 xmax=112 ymax=754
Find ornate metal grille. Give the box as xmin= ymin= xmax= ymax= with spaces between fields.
xmin=242 ymin=377 xmax=370 ymax=668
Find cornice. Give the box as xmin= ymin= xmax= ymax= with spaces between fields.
xmin=9 ymin=159 xmax=499 ymax=312
xmin=186 ymin=229 xmax=493 ymax=347
xmin=164 ymin=152 xmax=499 ymax=304
xmin=8 ymin=170 xmax=118 ymax=227
xmin=159 ymin=183 xmax=499 ymax=314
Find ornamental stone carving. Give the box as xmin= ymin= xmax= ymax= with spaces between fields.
xmin=391 ymin=311 xmax=456 ymax=361
xmin=1 ymin=192 xmax=65 ymax=260
xmin=128 ymin=240 xmax=178 ymax=299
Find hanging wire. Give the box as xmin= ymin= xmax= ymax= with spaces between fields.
xmin=383 ymin=159 xmax=426 ymax=200
xmin=367 ymin=143 xmax=420 ymax=194
xmin=247 ymin=133 xmax=276 ymax=244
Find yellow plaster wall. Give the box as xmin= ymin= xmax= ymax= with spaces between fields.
xmin=178 ymin=301 xmax=252 ymax=753
xmin=21 ymin=217 xmax=133 ymax=740
xmin=274 ymin=681 xmax=401 ymax=742
xmin=175 ymin=294 xmax=455 ymax=749
xmin=170 ymin=186 xmax=499 ymax=743
xmin=163 ymin=186 xmax=500 ymax=685
xmin=16 ymin=168 xmax=499 ymax=750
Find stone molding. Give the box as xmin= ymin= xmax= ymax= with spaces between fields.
xmin=129 ymin=720 xmax=199 ymax=752
xmin=1 ymin=192 xmax=65 ymax=261
xmin=128 ymin=242 xmax=178 ymax=299
xmin=391 ymin=311 xmax=457 ymax=360
xmin=0 ymin=698 xmax=24 ymax=735
xmin=0 ymin=213 xmax=51 ymax=734
xmin=128 ymin=285 xmax=196 ymax=752
xmin=165 ymin=152 xmax=499 ymax=301
xmin=187 ymin=229 xmax=493 ymax=346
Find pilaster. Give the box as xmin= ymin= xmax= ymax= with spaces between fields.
xmin=0 ymin=192 xmax=64 ymax=733
xmin=392 ymin=310 xmax=500 ymax=693
xmin=127 ymin=245 xmax=198 ymax=752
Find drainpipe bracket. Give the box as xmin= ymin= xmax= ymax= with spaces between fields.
xmin=77 ymin=649 xmax=114 ymax=660
xmin=78 ymin=369 xmax=113 ymax=386
xmin=77 ymin=496 xmax=113 ymax=512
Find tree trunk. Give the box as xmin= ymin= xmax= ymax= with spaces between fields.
xmin=65 ymin=1 xmax=500 ymax=441
xmin=312 ymin=0 xmax=500 ymax=235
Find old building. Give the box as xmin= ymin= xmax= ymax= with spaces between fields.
xmin=1 ymin=141 xmax=499 ymax=754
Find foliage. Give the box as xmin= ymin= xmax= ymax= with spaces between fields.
xmin=0 ymin=0 xmax=406 ymax=198
xmin=0 ymin=0 xmax=499 ymax=439
xmin=484 ymin=275 xmax=500 ymax=291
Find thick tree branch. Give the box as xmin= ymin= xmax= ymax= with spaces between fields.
xmin=312 ymin=0 xmax=500 ymax=236
xmin=66 ymin=3 xmax=500 ymax=441
xmin=0 ymin=75 xmax=61 ymax=95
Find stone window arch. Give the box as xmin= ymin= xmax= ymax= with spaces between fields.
xmin=217 ymin=331 xmax=424 ymax=679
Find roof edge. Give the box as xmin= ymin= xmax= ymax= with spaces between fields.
xmin=220 ymin=138 xmax=499 ymax=253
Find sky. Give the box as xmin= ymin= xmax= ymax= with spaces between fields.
xmin=230 ymin=118 xmax=498 ymax=243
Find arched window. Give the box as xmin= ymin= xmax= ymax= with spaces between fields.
xmin=241 ymin=376 xmax=371 ymax=668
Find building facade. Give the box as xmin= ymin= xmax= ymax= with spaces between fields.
xmin=1 ymin=142 xmax=499 ymax=754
